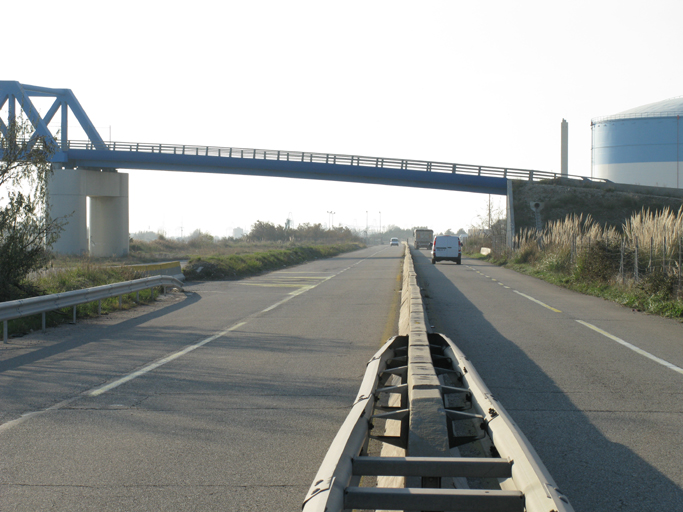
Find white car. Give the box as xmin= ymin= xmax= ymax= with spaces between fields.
xmin=431 ymin=235 xmax=461 ymax=264
xmin=390 ymin=237 xmax=399 ymax=246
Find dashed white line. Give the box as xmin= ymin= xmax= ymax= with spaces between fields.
xmin=1 ymin=249 xmax=388 ymax=434
xmin=576 ymin=320 xmax=683 ymax=375
xmin=513 ymin=290 xmax=562 ymax=313
xmin=88 ymin=321 xmax=248 ymax=397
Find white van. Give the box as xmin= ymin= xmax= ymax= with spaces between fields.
xmin=431 ymin=235 xmax=462 ymax=264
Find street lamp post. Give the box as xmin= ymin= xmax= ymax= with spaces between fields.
xmin=366 ymin=211 xmax=368 ymax=244
xmin=379 ymin=211 xmax=382 ymax=244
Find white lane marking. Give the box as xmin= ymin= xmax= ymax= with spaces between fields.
xmin=91 ymin=248 xmax=383 ymax=395
xmin=0 ymin=396 xmax=81 ymax=433
xmin=87 ymin=322 xmax=248 ymax=397
xmin=1 ymin=248 xmax=388 ymax=430
xmin=576 ymin=320 xmax=683 ymax=375
xmin=513 ymin=290 xmax=562 ymax=313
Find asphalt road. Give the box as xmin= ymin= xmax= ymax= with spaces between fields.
xmin=414 ymin=249 xmax=683 ymax=512
xmin=0 ymin=245 xmax=403 ymax=511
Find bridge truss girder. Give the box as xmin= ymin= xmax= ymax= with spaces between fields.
xmin=0 ymin=81 xmax=107 ymax=153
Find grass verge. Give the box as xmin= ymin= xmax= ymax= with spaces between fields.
xmin=3 ymin=242 xmax=365 ymax=339
xmin=183 ymin=243 xmax=365 ymax=280
xmin=3 ymin=263 xmax=161 ymax=339
xmin=469 ymin=251 xmax=683 ymax=321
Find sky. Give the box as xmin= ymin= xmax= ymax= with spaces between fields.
xmin=4 ymin=0 xmax=682 ymax=238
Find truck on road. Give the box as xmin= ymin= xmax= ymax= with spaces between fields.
xmin=413 ymin=229 xmax=434 ymax=249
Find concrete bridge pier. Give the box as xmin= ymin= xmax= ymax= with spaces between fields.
xmin=48 ymin=167 xmax=129 ymax=257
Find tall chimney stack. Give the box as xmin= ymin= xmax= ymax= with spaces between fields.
xmin=561 ymin=119 xmax=568 ymax=177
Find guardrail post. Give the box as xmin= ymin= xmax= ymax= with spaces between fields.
xmin=98 ymin=300 xmax=102 ymax=315
xmin=42 ymin=312 xmax=46 ymax=332
xmin=118 ymin=296 xmax=122 ymax=309
xmin=3 ymin=320 xmax=7 ymax=343
xmin=72 ymin=306 xmax=77 ymax=324
xmin=136 ymin=291 xmax=140 ymax=303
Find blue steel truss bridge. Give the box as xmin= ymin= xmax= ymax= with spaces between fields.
xmin=1 ymin=81 xmax=604 ymax=256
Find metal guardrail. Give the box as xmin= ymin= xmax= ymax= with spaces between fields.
xmin=1 ymin=275 xmax=184 ymax=343
xmin=302 ymin=245 xmax=574 ymax=512
xmin=58 ymin=139 xmax=608 ymax=184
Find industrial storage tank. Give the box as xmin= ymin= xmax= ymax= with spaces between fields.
xmin=591 ymin=97 xmax=682 ymax=189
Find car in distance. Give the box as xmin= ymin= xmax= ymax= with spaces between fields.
xmin=431 ymin=235 xmax=461 ymax=264
xmin=390 ymin=237 xmax=399 ymax=246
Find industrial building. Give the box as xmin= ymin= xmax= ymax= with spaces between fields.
xmin=592 ymin=96 xmax=682 ymax=189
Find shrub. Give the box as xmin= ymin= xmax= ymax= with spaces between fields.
xmin=574 ymin=240 xmax=621 ymax=282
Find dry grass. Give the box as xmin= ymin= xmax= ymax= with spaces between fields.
xmin=499 ymin=207 xmax=683 ymax=318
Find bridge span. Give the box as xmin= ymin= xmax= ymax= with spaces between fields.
xmin=1 ymin=80 xmax=594 ymax=256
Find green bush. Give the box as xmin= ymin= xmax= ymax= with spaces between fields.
xmin=183 ymin=243 xmax=364 ymax=281
xmin=513 ymin=243 xmax=540 ymax=265
xmin=573 ymin=240 xmax=621 ymax=283
xmin=539 ymin=248 xmax=572 ymax=273
xmin=638 ymin=270 xmax=679 ymax=297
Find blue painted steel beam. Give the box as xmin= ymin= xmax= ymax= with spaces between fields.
xmin=62 ymin=149 xmax=509 ymax=195
xmin=0 ymin=81 xmax=107 ymax=149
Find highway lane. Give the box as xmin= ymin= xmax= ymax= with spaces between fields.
xmin=413 ymin=249 xmax=683 ymax=511
xmin=0 ymin=245 xmax=403 ymax=511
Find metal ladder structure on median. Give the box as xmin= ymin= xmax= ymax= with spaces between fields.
xmin=302 ymin=247 xmax=573 ymax=512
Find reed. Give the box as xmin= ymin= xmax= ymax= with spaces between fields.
xmin=500 ymin=207 xmax=683 ymax=318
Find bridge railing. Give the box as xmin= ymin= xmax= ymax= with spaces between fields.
xmin=60 ymin=140 xmax=607 ymax=184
